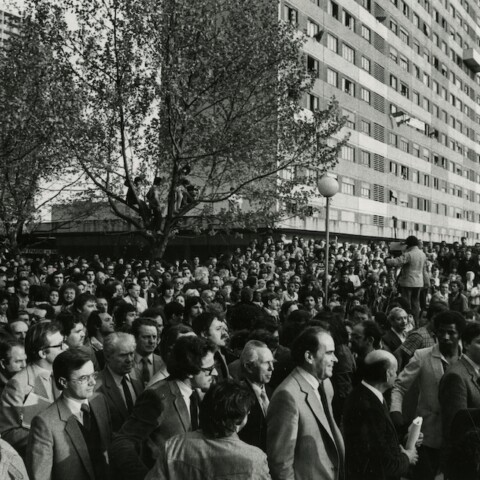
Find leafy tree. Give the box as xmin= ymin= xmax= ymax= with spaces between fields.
xmin=38 ymin=0 xmax=346 ymax=258
xmin=0 ymin=7 xmax=79 ymax=251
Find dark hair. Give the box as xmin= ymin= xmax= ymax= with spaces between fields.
xmin=158 ymin=324 xmax=193 ymax=361
xmin=86 ymin=311 xmax=103 ymax=337
xmin=361 ymin=320 xmax=383 ymax=349
xmin=349 ymin=305 xmax=370 ymax=319
xmin=73 ymin=293 xmax=96 ymax=312
xmin=426 ymin=301 xmax=449 ymax=320
xmin=248 ymin=329 xmax=279 ymax=351
xmin=462 ymin=323 xmax=480 ymax=346
xmin=56 ymin=311 xmax=82 ymax=337
xmin=252 ymin=315 xmax=279 ymax=334
xmin=0 ymin=339 xmax=23 ymax=364
xmin=261 ymin=292 xmax=279 ymax=307
xmin=25 ymin=322 xmax=61 ymax=363
xmin=59 ymin=282 xmax=79 ymax=304
xmin=53 ymin=349 xmax=91 ymax=390
xmin=36 ymin=303 xmax=55 ymax=320
xmin=131 ymin=317 xmax=158 ymax=338
xmin=433 ymin=310 xmax=466 ymax=334
xmin=185 ymin=296 xmax=203 ymax=315
xmin=113 ymin=302 xmax=136 ymax=330
xmin=315 ymin=312 xmax=349 ymax=346
xmin=164 ymin=301 xmax=184 ymax=322
xmin=199 ymin=380 xmax=255 ymax=438
xmin=160 ymin=281 xmax=173 ymax=295
xmin=143 ymin=307 xmax=165 ymax=323
xmin=291 ymin=326 xmax=326 ymax=367
xmin=450 ymin=280 xmax=464 ymax=292
xmin=192 ymin=312 xmax=218 ymax=337
xmin=167 ymin=335 xmax=214 ymax=380
xmin=405 ymin=236 xmax=419 ymax=248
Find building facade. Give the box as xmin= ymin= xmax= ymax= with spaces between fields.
xmin=0 ymin=6 xmax=20 ymax=48
xmin=279 ymin=0 xmax=480 ymax=243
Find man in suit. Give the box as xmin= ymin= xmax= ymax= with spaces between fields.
xmin=138 ymin=274 xmax=159 ymax=308
xmin=266 ymin=326 xmax=344 ymax=480
xmin=343 ymin=350 xmax=418 ymax=480
xmin=382 ymin=307 xmax=408 ymax=353
xmin=439 ymin=322 xmax=480 ymax=447
xmin=124 ymin=283 xmax=148 ymax=315
xmin=110 ymin=335 xmax=217 ymax=480
xmin=130 ymin=318 xmax=164 ymax=386
xmin=95 ymin=332 xmax=144 ymax=432
xmin=145 ymin=381 xmax=271 ymax=480
xmin=26 ymin=349 xmax=112 ymax=480
xmin=390 ymin=310 xmax=464 ymax=480
xmin=238 ymin=340 xmax=274 ymax=452
xmin=0 ymin=323 xmax=66 ymax=458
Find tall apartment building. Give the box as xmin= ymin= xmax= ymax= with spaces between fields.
xmin=279 ymin=0 xmax=480 ymax=243
xmin=0 ymin=7 xmax=20 ymax=48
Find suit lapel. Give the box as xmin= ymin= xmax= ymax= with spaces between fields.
xmin=169 ymin=380 xmax=190 ymax=431
xmin=104 ymin=369 xmax=128 ymax=418
xmin=461 ymin=357 xmax=480 ymax=395
xmin=58 ymin=399 xmax=95 ymax=480
xmin=90 ymin=395 xmax=110 ymax=451
xmin=31 ymin=365 xmax=52 ymax=401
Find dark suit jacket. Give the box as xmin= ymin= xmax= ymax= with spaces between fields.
xmin=131 ymin=353 xmax=164 ymax=385
xmin=140 ymin=288 xmax=159 ymax=308
xmin=238 ymin=381 xmax=271 ymax=452
xmin=382 ymin=330 xmax=403 ymax=353
xmin=343 ymin=383 xmax=409 ymax=480
xmin=438 ymin=355 xmax=480 ymax=445
xmin=95 ymin=368 xmax=144 ymax=432
xmin=109 ymin=378 xmax=191 ymax=480
xmin=26 ymin=394 xmax=112 ymax=480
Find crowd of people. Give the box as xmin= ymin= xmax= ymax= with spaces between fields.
xmin=0 ymin=233 xmax=479 ymax=479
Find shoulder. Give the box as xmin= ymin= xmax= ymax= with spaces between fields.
xmin=413 ymin=346 xmax=434 ymax=361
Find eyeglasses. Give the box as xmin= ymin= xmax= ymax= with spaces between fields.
xmin=70 ymin=372 xmax=98 ymax=384
xmin=42 ymin=341 xmax=67 ymax=351
xmin=200 ymin=365 xmax=216 ymax=376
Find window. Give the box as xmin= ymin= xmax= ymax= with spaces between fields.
xmin=402 ymin=1 xmax=409 ymax=16
xmin=342 ymin=44 xmax=355 ymax=63
xmin=341 ymin=177 xmax=355 ymax=195
xmin=400 ymin=83 xmax=409 ymax=97
xmin=342 ymin=109 xmax=355 ymax=128
xmin=327 ymin=68 xmax=338 ymax=87
xmin=412 ymin=143 xmax=420 ymax=157
xmin=308 ymin=94 xmax=319 ymax=111
xmin=341 ymin=145 xmax=355 ymax=161
xmin=307 ymin=56 xmax=319 ymax=77
xmin=307 ymin=20 xmax=320 ymax=37
xmin=342 ymin=78 xmax=355 ymax=96
xmin=361 ymin=56 xmax=371 ymax=72
xmin=390 ymin=190 xmax=398 ymax=204
xmin=361 ymin=88 xmax=371 ymax=103
xmin=422 ymin=73 xmax=430 ymax=87
xmin=400 ymin=138 xmax=409 ymax=152
xmin=360 ymin=151 xmax=371 ymax=166
xmin=413 ymin=40 xmax=420 ymax=54
xmin=361 ymin=25 xmax=371 ymax=42
xmin=422 ymin=97 xmax=430 ymax=111
xmin=432 ymin=80 xmax=439 ymax=94
xmin=390 ymin=75 xmax=398 ymax=89
xmin=390 ymin=47 xmax=398 ymax=62
xmin=399 ymin=28 xmax=409 ymax=44
xmin=400 ymin=56 xmax=409 ymax=71
xmin=401 ymin=165 xmax=409 ymax=179
xmin=361 ymin=120 xmax=371 ymax=134
xmin=361 ymin=183 xmax=371 ymax=198
xmin=413 ymin=13 xmax=420 ymax=27
xmin=413 ymin=91 xmax=420 ymax=105
xmin=343 ymin=10 xmax=355 ymax=30
xmin=328 ymin=1 xmax=339 ymax=19
xmin=389 ymin=132 xmax=398 ymax=147
xmin=327 ymin=34 xmax=338 ymax=53
xmin=390 ymin=19 xmax=398 ymax=34
xmin=414 ymin=65 xmax=420 ymax=78
xmin=285 ymin=5 xmax=298 ymax=24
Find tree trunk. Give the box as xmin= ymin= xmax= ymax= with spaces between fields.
xmin=150 ymin=234 xmax=168 ymax=260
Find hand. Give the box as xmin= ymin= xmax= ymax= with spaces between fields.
xmin=390 ymin=411 xmax=404 ymax=429
xmin=415 ymin=432 xmax=424 ymax=448
xmin=400 ymin=445 xmax=418 ymax=465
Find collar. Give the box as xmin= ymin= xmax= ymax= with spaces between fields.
xmin=297 ymin=366 xmax=320 ymax=391
xmin=361 ymin=380 xmax=384 ymax=404
xmin=89 ymin=337 xmax=103 ymax=351
xmin=246 ymin=378 xmax=266 ymax=398
xmin=135 ymin=352 xmax=152 ymax=364
xmin=175 ymin=379 xmax=193 ymax=399
xmin=463 ymin=354 xmax=480 ymax=375
xmin=107 ymin=366 xmax=131 ymax=388
xmin=32 ymin=363 xmax=53 ymax=378
xmin=63 ymin=394 xmax=89 ymax=418
xmin=391 ymin=328 xmax=406 ymax=342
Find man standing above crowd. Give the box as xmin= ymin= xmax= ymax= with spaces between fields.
xmin=0 ymin=323 xmax=66 ymax=457
xmin=385 ymin=236 xmax=426 ymax=322
xmin=267 ymin=327 xmax=344 ymax=480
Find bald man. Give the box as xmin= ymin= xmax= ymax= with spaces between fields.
xmin=343 ymin=350 xmax=418 ymax=480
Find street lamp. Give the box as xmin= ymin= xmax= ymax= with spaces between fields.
xmin=317 ymin=174 xmax=339 ymax=306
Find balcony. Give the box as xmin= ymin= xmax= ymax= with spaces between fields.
xmin=463 ymin=48 xmax=480 ymax=73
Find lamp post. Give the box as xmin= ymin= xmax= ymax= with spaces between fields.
xmin=317 ymin=174 xmax=339 ymax=306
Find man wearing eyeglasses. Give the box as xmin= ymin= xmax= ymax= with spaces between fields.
xmin=110 ymin=335 xmax=217 ymax=480
xmin=26 ymin=349 xmax=112 ymax=480
xmin=0 ymin=322 xmax=66 ymax=458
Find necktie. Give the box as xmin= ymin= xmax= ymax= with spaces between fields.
xmin=81 ymin=403 xmax=91 ymax=431
xmin=259 ymin=387 xmax=269 ymax=415
xmin=141 ymin=357 xmax=150 ymax=385
xmin=190 ymin=391 xmax=199 ymax=430
xmin=319 ymin=382 xmax=343 ymax=467
xmin=122 ymin=376 xmax=134 ymax=413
